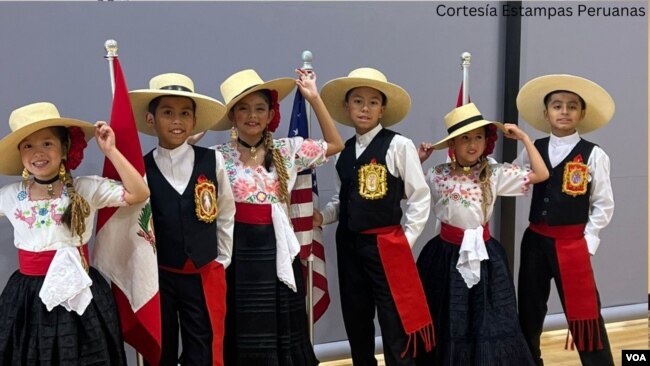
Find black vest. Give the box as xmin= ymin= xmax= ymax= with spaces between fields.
xmin=529 ymin=137 xmax=596 ymax=226
xmin=145 ymin=146 xmax=219 ymax=269
xmin=337 ymin=129 xmax=404 ymax=232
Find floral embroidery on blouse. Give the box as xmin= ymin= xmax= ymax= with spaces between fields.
xmin=215 ymin=137 xmax=327 ymax=204
xmin=428 ymin=162 xmax=532 ymax=227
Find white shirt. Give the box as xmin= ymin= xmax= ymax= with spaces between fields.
xmin=151 ymin=142 xmax=236 ymax=268
xmin=321 ymin=124 xmax=431 ymax=247
xmin=513 ymin=131 xmax=614 ymax=255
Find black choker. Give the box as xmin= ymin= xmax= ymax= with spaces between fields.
xmin=457 ymin=160 xmax=481 ymax=173
xmin=33 ymin=176 xmax=59 ymax=185
xmin=238 ymin=137 xmax=265 ymax=162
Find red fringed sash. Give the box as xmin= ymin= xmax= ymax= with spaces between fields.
xmin=529 ymin=222 xmax=602 ymax=351
xmin=362 ymin=225 xmax=435 ymax=358
xmin=160 ymin=259 xmax=227 ymax=366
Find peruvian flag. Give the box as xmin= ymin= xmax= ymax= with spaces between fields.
xmin=93 ymin=57 xmax=161 ymax=364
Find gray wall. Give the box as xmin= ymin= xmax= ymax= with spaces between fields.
xmin=0 ymin=1 xmax=646 ymax=362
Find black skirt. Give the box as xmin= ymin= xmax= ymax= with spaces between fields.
xmin=0 ymin=267 xmax=127 ymax=365
xmin=415 ymin=235 xmax=534 ymax=366
xmin=224 ymin=221 xmax=318 ymax=366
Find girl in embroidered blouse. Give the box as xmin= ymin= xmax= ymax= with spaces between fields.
xmin=0 ymin=102 xmax=150 ymax=364
xmin=192 ymin=68 xmax=342 ymax=365
xmin=415 ymin=103 xmax=548 ymax=366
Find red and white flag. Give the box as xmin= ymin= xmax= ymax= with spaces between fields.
xmin=93 ymin=57 xmax=161 ymax=365
xmin=287 ymin=89 xmax=330 ymax=322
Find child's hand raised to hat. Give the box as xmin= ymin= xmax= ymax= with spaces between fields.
xmin=295 ymin=68 xmax=319 ymax=102
xmin=418 ymin=142 xmax=435 ymax=163
xmin=502 ymin=123 xmax=532 ymax=144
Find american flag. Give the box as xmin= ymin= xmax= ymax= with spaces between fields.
xmin=287 ymin=88 xmax=330 ymax=322
xmin=93 ymin=57 xmax=161 ymax=364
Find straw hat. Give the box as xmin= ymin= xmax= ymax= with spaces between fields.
xmin=211 ymin=69 xmax=296 ymax=131
xmin=129 ymin=73 xmax=227 ymax=136
xmin=0 ymin=102 xmax=95 ymax=175
xmin=516 ymin=74 xmax=615 ymax=134
xmin=430 ymin=103 xmax=506 ymax=150
xmin=320 ymin=67 xmax=411 ymax=127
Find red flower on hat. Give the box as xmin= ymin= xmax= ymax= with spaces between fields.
xmin=64 ymin=126 xmax=87 ymax=170
xmin=267 ymin=90 xmax=281 ymax=133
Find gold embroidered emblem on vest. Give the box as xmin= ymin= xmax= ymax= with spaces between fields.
xmin=195 ymin=174 xmax=218 ymax=223
xmin=562 ymin=154 xmax=589 ymax=197
xmin=358 ymin=159 xmax=388 ymax=200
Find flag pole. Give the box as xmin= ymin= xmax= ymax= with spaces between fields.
xmin=103 ymin=38 xmax=145 ymax=366
xmin=461 ymin=52 xmax=471 ymax=105
xmin=301 ymin=49 xmax=316 ymax=345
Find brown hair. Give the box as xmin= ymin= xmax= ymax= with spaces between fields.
xmin=52 ymin=127 xmax=91 ymax=243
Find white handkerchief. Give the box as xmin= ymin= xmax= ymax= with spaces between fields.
xmin=456 ymin=226 xmax=490 ymax=288
xmin=39 ymin=247 xmax=93 ymax=315
xmin=271 ymin=203 xmax=300 ymax=292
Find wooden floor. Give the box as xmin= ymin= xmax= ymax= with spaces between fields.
xmin=321 ymin=318 xmax=648 ymax=366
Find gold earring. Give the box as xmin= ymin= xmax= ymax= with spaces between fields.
xmin=230 ymin=126 xmax=238 ymax=143
xmin=22 ymin=168 xmax=29 ymax=189
xmin=59 ymin=163 xmax=66 ymax=182
xmin=450 ymin=151 xmax=457 ymax=171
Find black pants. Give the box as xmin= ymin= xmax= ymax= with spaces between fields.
xmin=517 ymin=228 xmax=614 ymax=366
xmin=337 ymin=229 xmax=414 ymax=366
xmin=159 ymin=268 xmax=212 ymax=366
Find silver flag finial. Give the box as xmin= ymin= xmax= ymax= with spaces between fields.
xmin=302 ymin=50 xmax=313 ymax=70
xmin=104 ymin=39 xmax=118 ymax=58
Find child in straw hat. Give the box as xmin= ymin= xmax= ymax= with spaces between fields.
xmin=416 ymin=102 xmax=547 ymax=366
xmin=129 ymin=73 xmax=236 ymax=366
xmin=201 ymin=68 xmax=342 ymax=365
xmin=514 ymin=74 xmax=615 ymax=366
xmin=0 ymin=102 xmax=150 ymax=364
xmin=315 ymin=67 xmax=433 ymax=365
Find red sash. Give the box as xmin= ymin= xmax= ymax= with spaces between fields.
xmin=235 ymin=202 xmax=272 ymax=224
xmin=440 ymin=222 xmax=490 ymax=244
xmin=18 ymin=245 xmax=90 ymax=276
xmin=362 ymin=225 xmax=435 ymax=358
xmin=529 ymin=222 xmax=602 ymax=351
xmin=160 ymin=259 xmax=227 ymax=366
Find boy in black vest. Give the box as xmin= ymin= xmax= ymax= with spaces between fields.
xmin=514 ymin=74 xmax=615 ymax=366
xmin=130 ymin=73 xmax=235 ymax=366
xmin=315 ymin=68 xmax=433 ymax=366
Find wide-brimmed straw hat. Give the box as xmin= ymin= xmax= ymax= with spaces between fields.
xmin=430 ymin=103 xmax=506 ymax=150
xmin=0 ymin=102 xmax=95 ymax=175
xmin=129 ymin=73 xmax=227 ymax=136
xmin=320 ymin=67 xmax=411 ymax=127
xmin=516 ymin=74 xmax=615 ymax=134
xmin=211 ymin=69 xmax=296 ymax=131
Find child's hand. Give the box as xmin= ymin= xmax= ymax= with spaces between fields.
xmin=503 ymin=123 xmax=531 ymax=143
xmin=418 ymin=142 xmax=435 ymax=163
xmin=187 ymin=131 xmax=207 ymax=145
xmin=313 ymin=209 xmax=323 ymax=228
xmin=94 ymin=121 xmax=116 ymax=154
xmin=295 ymin=68 xmax=318 ymax=101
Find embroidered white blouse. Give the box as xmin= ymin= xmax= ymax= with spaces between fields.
xmin=0 ymin=175 xmax=127 ymax=251
xmin=0 ymin=175 xmax=127 ymax=314
xmin=428 ymin=162 xmax=532 ymax=229
xmin=212 ymin=137 xmax=328 ymax=291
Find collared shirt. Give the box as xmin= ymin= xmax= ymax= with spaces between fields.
xmin=152 ymin=142 xmax=235 ymax=267
xmin=321 ymin=124 xmax=431 ymax=247
xmin=513 ymin=131 xmax=614 ymax=255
